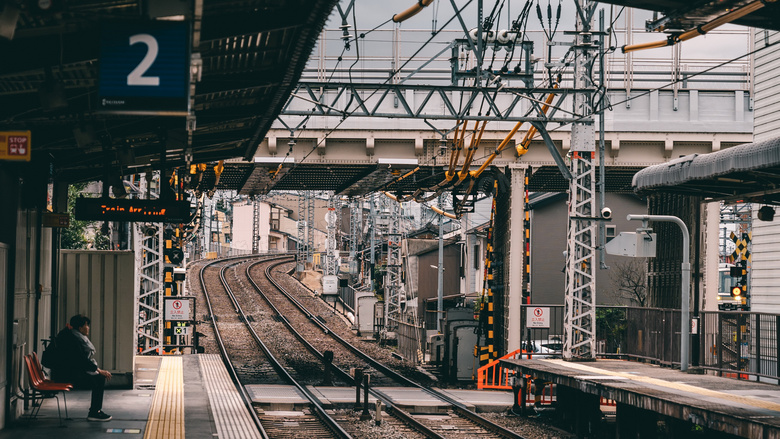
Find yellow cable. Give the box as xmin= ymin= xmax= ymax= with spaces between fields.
xmin=459 ymin=120 xmax=487 ymax=181
xmin=516 ymin=83 xmax=559 ymax=156
xmin=623 ymin=0 xmax=768 ymax=53
xmin=392 ymin=0 xmax=434 ymax=23
xmin=431 ymin=205 xmax=458 ymax=219
xmin=447 ymin=120 xmax=469 ymax=181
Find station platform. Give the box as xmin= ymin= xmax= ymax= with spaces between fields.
xmin=2 ymin=354 xmax=515 ymax=438
xmin=501 ymin=357 xmax=780 ymax=438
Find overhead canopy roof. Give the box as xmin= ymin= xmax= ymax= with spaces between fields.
xmin=223 ymin=162 xmax=642 ymax=198
xmin=632 ymin=137 xmax=780 ymax=204
xmin=0 ymin=0 xmax=336 ymax=183
xmin=595 ymin=0 xmax=780 ymax=32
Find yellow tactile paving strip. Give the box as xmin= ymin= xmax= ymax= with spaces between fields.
xmin=199 ymin=354 xmax=263 ymax=439
xmin=545 ymin=359 xmax=780 ymax=413
xmin=144 ymin=357 xmax=184 ymax=439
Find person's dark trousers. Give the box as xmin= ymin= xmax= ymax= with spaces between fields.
xmin=74 ymin=373 xmax=106 ymax=413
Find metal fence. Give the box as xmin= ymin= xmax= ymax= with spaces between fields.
xmin=395 ymin=319 xmax=425 ymax=365
xmin=520 ymin=305 xmax=679 ymax=363
xmin=520 ymin=305 xmax=633 ymax=356
xmin=338 ymin=285 xmax=356 ymax=315
xmin=519 ymin=306 xmax=780 ymax=380
xmin=700 ymin=311 xmax=780 ymax=381
xmin=623 ymin=308 xmax=681 ymax=366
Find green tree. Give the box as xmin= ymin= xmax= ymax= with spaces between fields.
xmin=60 ymin=183 xmax=111 ymax=250
xmin=60 ymin=183 xmax=90 ymax=249
xmin=596 ymin=307 xmax=627 ymax=354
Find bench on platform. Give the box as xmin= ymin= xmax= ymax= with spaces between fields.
xmin=23 ymin=353 xmax=72 ymax=425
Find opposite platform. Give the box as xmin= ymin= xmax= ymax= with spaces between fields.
xmin=502 ymin=357 xmax=780 ymax=438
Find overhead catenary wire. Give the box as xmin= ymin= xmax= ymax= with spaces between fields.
xmin=275 ymin=0 xmax=476 ymax=188
xmin=280 ymin=2 xmax=769 ymax=217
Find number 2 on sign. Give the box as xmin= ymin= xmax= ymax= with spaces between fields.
xmin=127 ymin=34 xmax=160 ymax=86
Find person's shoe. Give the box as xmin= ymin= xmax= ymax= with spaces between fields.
xmin=87 ymin=410 xmax=112 ymax=421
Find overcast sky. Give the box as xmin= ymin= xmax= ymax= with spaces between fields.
xmin=318 ymin=1 xmax=752 ymax=70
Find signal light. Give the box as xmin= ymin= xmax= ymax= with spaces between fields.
xmin=731 ymin=286 xmax=742 ymax=298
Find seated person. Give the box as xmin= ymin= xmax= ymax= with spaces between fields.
xmin=52 ymin=314 xmax=113 ymax=421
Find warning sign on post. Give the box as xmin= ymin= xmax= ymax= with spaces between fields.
xmin=526 ymin=307 xmax=550 ymax=328
xmin=164 ymin=297 xmax=192 ymax=321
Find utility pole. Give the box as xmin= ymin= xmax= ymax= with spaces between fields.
xmin=437 ymin=194 xmax=444 ymax=332
xmin=563 ymin=0 xmax=598 ymax=361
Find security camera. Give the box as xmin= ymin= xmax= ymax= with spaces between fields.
xmin=601 ymin=207 xmax=613 ymax=220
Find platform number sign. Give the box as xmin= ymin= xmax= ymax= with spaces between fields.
xmin=99 ymin=21 xmax=189 ymax=115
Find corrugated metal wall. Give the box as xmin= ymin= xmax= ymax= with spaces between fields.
xmin=58 ymin=251 xmax=135 ymax=379
xmin=752 ymin=30 xmax=780 ymax=313
xmin=754 ymin=30 xmax=780 ymax=142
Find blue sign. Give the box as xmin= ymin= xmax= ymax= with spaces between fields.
xmin=99 ymin=21 xmax=189 ymax=115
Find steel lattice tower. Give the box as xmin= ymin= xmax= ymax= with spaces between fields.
xmin=349 ymin=197 xmax=362 ymax=275
xmin=563 ymin=0 xmax=598 ymax=360
xmin=135 ymin=172 xmax=164 ymax=355
xmin=252 ymin=195 xmax=260 ymax=254
xmin=297 ymin=191 xmax=306 ymax=271
xmin=384 ymin=198 xmax=404 ymax=332
xmin=306 ymin=190 xmax=315 ymax=266
xmin=325 ymin=194 xmax=338 ymax=276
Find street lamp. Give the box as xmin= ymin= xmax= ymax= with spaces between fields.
xmin=627 ymin=214 xmax=691 ymax=372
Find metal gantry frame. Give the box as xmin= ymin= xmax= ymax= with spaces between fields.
xmin=252 ymin=195 xmax=260 ymax=254
xmin=383 ymin=197 xmax=404 ymax=332
xmin=136 ymin=223 xmax=164 ymax=355
xmin=563 ymin=0 xmax=599 ymax=360
xmin=297 ymin=191 xmax=306 ymax=271
xmin=349 ymin=197 xmax=362 ymax=275
xmin=325 ymin=194 xmax=338 ymax=276
xmin=306 ymin=190 xmax=315 ymax=266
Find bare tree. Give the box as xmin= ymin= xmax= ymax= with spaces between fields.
xmin=608 ymin=259 xmax=648 ymax=306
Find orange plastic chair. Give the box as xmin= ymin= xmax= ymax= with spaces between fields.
xmin=23 ymin=354 xmax=72 ymax=425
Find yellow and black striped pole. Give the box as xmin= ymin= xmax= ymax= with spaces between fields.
xmin=523 ymin=168 xmax=531 ymax=304
xmin=476 ymin=180 xmax=499 ymax=367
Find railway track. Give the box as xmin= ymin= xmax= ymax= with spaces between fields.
xmin=196 ymin=254 xmax=530 ymax=438
xmin=245 ymin=258 xmax=527 ymax=439
xmin=199 ymin=254 xmax=352 ymax=439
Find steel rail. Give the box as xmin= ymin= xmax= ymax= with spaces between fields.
xmin=262 ymin=260 xmax=528 ymax=439
xmin=246 ymin=260 xmax=446 ymax=439
xmin=200 ymin=254 xmax=352 ymax=439
xmin=199 ymin=255 xmax=272 ymax=439
xmin=215 ymin=257 xmax=353 ymax=439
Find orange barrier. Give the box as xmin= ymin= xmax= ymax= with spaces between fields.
xmin=477 ymin=349 xmax=614 ymax=408
xmin=477 ymin=348 xmax=525 ymax=390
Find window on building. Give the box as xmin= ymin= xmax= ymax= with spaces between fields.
xmin=605 ymin=225 xmax=616 ymax=243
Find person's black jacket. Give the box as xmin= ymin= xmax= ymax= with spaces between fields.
xmin=51 ymin=328 xmax=98 ymax=384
